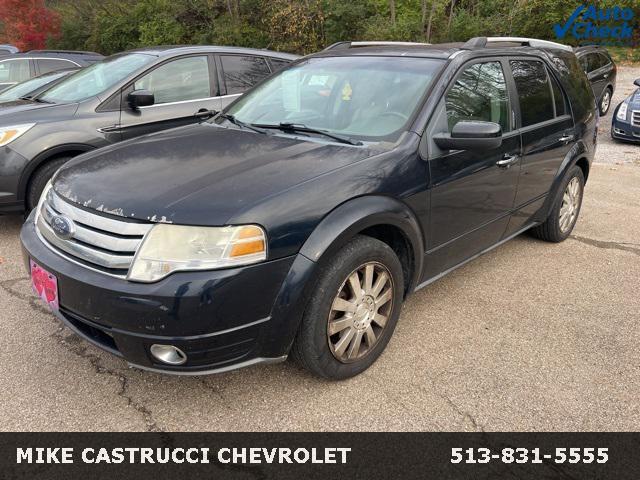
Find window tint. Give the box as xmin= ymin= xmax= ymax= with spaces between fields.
xmin=220 ymin=55 xmax=271 ymax=95
xmin=586 ymin=53 xmax=607 ymax=72
xmin=510 ymin=60 xmax=554 ymax=127
xmin=268 ymin=57 xmax=291 ymax=72
xmin=445 ymin=61 xmax=510 ymax=132
xmin=37 ymin=58 xmax=76 ymax=74
xmin=134 ymin=56 xmax=210 ymax=104
xmin=578 ymin=55 xmax=588 ymax=73
xmin=548 ymin=71 xmax=566 ymax=117
xmin=0 ymin=59 xmax=30 ymax=83
xmin=597 ymin=53 xmax=610 ymax=68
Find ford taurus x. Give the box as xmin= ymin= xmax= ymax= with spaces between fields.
xmin=21 ymin=37 xmax=596 ymax=380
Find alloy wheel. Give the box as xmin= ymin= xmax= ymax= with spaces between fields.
xmin=327 ymin=261 xmax=394 ymax=363
xmin=601 ymin=91 xmax=611 ymax=114
xmin=559 ymin=177 xmax=581 ymax=233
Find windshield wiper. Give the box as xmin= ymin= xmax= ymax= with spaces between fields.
xmin=217 ymin=113 xmax=266 ymax=134
xmin=251 ymin=122 xmax=362 ymax=146
xmin=19 ymin=96 xmax=53 ymax=104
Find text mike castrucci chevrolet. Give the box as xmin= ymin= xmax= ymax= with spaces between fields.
xmin=21 ymin=37 xmax=596 ymax=380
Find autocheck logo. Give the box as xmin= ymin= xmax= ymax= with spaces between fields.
xmin=553 ymin=5 xmax=636 ymax=45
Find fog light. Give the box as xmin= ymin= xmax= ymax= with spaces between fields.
xmin=614 ymin=127 xmax=626 ymax=135
xmin=150 ymin=344 xmax=187 ymax=365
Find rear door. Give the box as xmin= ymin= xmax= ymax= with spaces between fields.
xmin=217 ymin=54 xmax=273 ymax=109
xmin=119 ymin=54 xmax=221 ymax=140
xmin=425 ymin=58 xmax=521 ymax=277
xmin=505 ymin=57 xmax=575 ymax=236
xmin=584 ymin=53 xmax=608 ymax=100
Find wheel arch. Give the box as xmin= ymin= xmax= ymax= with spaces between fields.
xmin=299 ymin=195 xmax=425 ymax=295
xmin=18 ymin=144 xmax=96 ymax=201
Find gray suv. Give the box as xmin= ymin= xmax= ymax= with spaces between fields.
xmin=0 ymin=46 xmax=297 ymax=214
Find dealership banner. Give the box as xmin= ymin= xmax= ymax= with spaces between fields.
xmin=1 ymin=433 xmax=639 ymax=479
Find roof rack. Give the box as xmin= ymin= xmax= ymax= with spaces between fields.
xmin=461 ymin=37 xmax=572 ymax=52
xmin=26 ymin=49 xmax=103 ymax=56
xmin=324 ymin=41 xmax=430 ymax=51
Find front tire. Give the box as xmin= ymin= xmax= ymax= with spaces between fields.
xmin=291 ymin=235 xmax=404 ymax=380
xmin=530 ymin=165 xmax=584 ymax=242
xmin=26 ymin=157 xmax=72 ymax=211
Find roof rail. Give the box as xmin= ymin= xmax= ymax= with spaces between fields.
xmin=461 ymin=37 xmax=572 ymax=52
xmin=26 ymin=49 xmax=103 ymax=56
xmin=324 ymin=41 xmax=430 ymax=51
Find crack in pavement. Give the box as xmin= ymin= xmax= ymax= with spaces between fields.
xmin=1 ymin=276 xmax=166 ymax=433
xmin=570 ymin=235 xmax=640 ymax=257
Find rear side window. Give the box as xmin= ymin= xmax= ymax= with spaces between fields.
xmin=510 ymin=60 xmax=554 ymax=127
xmin=220 ymin=55 xmax=271 ymax=95
xmin=0 ymin=59 xmax=30 ymax=83
xmin=548 ymin=71 xmax=567 ymax=117
xmin=37 ymin=58 xmax=77 ymax=74
xmin=445 ymin=61 xmax=510 ymax=132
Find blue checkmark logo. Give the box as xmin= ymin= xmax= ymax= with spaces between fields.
xmin=553 ymin=5 xmax=585 ymax=38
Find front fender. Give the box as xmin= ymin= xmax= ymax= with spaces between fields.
xmin=299 ymin=195 xmax=425 ymax=291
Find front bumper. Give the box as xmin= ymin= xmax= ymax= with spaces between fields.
xmin=0 ymin=147 xmax=29 ymax=214
xmin=21 ymin=213 xmax=315 ymax=374
xmin=611 ymin=120 xmax=640 ymax=142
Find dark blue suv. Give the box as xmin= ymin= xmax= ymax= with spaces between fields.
xmin=21 ymin=37 xmax=596 ymax=380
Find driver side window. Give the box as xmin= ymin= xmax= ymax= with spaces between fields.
xmin=445 ymin=61 xmax=510 ymax=133
xmin=134 ymin=56 xmax=211 ymax=105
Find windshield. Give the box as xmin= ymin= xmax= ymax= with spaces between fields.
xmin=223 ymin=56 xmax=443 ymax=142
xmin=41 ymin=53 xmax=155 ymax=103
xmin=0 ymin=71 xmax=69 ymax=102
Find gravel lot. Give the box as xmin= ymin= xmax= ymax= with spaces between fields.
xmin=0 ymin=67 xmax=638 ymax=432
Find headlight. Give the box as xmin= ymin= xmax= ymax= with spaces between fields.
xmin=0 ymin=123 xmax=35 ymax=147
xmin=617 ymin=103 xmax=628 ymax=121
xmin=128 ymin=224 xmax=267 ymax=282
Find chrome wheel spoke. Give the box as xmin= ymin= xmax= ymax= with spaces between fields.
xmin=371 ymin=271 xmax=389 ymax=297
xmin=363 ymin=264 xmax=374 ymax=294
xmin=376 ymin=288 xmax=392 ymax=308
xmin=328 ymin=317 xmax=353 ymax=336
xmin=332 ymin=297 xmax=357 ymax=313
xmin=334 ymin=327 xmax=356 ymax=357
xmin=373 ymin=313 xmax=388 ymax=328
xmin=347 ymin=330 xmax=364 ymax=359
xmin=348 ymin=272 xmax=363 ymax=302
xmin=365 ymin=326 xmax=376 ymax=346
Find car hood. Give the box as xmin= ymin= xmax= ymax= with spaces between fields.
xmin=626 ymin=88 xmax=640 ymax=108
xmin=53 ymin=123 xmax=377 ymax=225
xmin=0 ymin=99 xmax=52 ymax=115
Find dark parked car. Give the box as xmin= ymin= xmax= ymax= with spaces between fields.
xmin=611 ymin=77 xmax=640 ymax=142
xmin=575 ymin=46 xmax=616 ymax=116
xmin=0 ymin=50 xmax=103 ymax=92
xmin=0 ymin=68 xmax=78 ymax=105
xmin=21 ymin=37 xmax=596 ymax=379
xmin=0 ymin=46 xmax=297 ymax=214
xmin=0 ymin=45 xmax=19 ymax=57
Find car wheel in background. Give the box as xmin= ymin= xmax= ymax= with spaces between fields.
xmin=291 ymin=235 xmax=404 ymax=380
xmin=599 ymin=88 xmax=612 ymax=116
xmin=27 ymin=157 xmax=72 ymax=211
xmin=530 ymin=165 xmax=585 ymax=243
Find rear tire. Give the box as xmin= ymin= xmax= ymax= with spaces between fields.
xmin=26 ymin=157 xmax=71 ymax=211
xmin=291 ymin=235 xmax=404 ymax=380
xmin=530 ymin=165 xmax=584 ymax=243
xmin=599 ymin=87 xmax=612 ymax=116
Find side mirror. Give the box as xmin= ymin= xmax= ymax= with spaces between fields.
xmin=127 ymin=90 xmax=154 ymax=109
xmin=634 ymin=78 xmax=640 ymax=88
xmin=433 ymin=120 xmax=502 ymax=151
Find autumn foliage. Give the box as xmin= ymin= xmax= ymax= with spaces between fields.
xmin=0 ymin=0 xmax=60 ymax=50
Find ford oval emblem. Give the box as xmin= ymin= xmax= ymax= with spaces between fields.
xmin=50 ymin=215 xmax=75 ymax=240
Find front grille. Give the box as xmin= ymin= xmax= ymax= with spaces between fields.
xmin=36 ymin=187 xmax=152 ymax=278
xmin=632 ymin=110 xmax=640 ymax=127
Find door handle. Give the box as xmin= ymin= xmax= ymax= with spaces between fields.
xmin=558 ymin=135 xmax=574 ymax=142
xmin=194 ymin=109 xmax=217 ymax=119
xmin=496 ymin=154 xmax=518 ymax=168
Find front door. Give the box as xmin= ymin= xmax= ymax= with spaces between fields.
xmin=119 ymin=55 xmax=221 ymax=140
xmin=425 ymin=59 xmax=521 ymax=279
